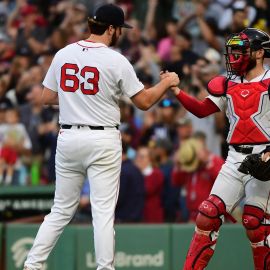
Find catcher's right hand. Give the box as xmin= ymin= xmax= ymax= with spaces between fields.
xmin=238 ymin=153 xmax=270 ymax=181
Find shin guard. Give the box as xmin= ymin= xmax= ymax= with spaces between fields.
xmin=243 ymin=205 xmax=270 ymax=270
xmin=183 ymin=195 xmax=226 ymax=270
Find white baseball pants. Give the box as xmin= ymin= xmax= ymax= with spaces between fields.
xmin=25 ymin=127 xmax=122 ymax=270
xmin=211 ymin=145 xmax=270 ymax=214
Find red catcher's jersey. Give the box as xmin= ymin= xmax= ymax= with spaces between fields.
xmin=226 ymin=78 xmax=270 ymax=145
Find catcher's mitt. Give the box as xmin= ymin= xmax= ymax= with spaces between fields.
xmin=238 ymin=153 xmax=270 ymax=181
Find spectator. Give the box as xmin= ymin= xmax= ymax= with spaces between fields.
xmin=16 ymin=65 xmax=45 ymax=105
xmin=140 ymin=98 xmax=179 ymax=145
xmin=115 ymin=142 xmax=145 ymax=223
xmin=172 ymin=136 xmax=224 ymax=221
xmin=250 ymin=0 xmax=270 ymax=32
xmin=0 ymin=97 xmax=12 ymax=123
xmin=175 ymin=116 xmax=193 ymax=148
xmin=119 ymin=122 xmax=136 ymax=160
xmin=0 ymin=98 xmax=15 ymax=185
xmin=135 ymin=145 xmax=164 ymax=223
xmin=219 ymin=1 xmax=251 ymax=35
xmin=133 ymin=70 xmax=157 ymax=130
xmin=177 ymin=0 xmax=223 ymax=55
xmin=152 ymin=138 xmax=180 ymax=222
xmin=204 ymin=47 xmax=222 ymax=65
xmin=185 ymin=63 xmax=225 ymax=156
xmin=134 ymin=41 xmax=160 ymax=85
xmin=119 ymin=18 xmax=143 ymax=64
xmin=15 ymin=4 xmax=48 ymax=57
xmin=163 ymin=31 xmax=200 ymax=78
xmin=174 ymin=116 xmax=194 ymax=221
xmin=57 ymin=2 xmax=88 ymax=43
xmin=0 ymin=105 xmax=32 ymax=185
xmin=46 ymin=28 xmax=68 ymax=54
xmin=157 ymin=18 xmax=179 ymax=62
xmin=19 ymin=84 xmax=58 ymax=182
xmin=0 ymin=33 xmax=14 ymax=75
xmin=119 ymin=98 xmax=141 ymax=148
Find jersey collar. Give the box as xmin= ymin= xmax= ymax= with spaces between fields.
xmin=231 ymin=69 xmax=270 ymax=83
xmin=77 ymin=40 xmax=107 ymax=48
xmin=242 ymin=69 xmax=270 ymax=83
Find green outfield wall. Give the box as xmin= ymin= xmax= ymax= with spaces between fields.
xmin=77 ymin=225 xmax=170 ymax=270
xmin=2 ymin=223 xmax=254 ymax=270
xmin=0 ymin=186 xmax=55 ymax=222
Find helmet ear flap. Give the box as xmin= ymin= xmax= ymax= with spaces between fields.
xmin=261 ymin=40 xmax=270 ymax=58
xmin=242 ymin=28 xmax=270 ymax=58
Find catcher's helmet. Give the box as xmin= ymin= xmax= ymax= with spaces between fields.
xmin=242 ymin=28 xmax=270 ymax=57
xmin=225 ymin=28 xmax=270 ymax=77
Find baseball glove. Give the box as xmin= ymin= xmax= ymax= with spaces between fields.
xmin=238 ymin=153 xmax=270 ymax=181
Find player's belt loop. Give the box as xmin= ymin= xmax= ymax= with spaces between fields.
xmin=60 ymin=124 xmax=72 ymax=129
xmin=88 ymin=126 xmax=104 ymax=130
xmin=232 ymin=145 xmax=253 ymax=154
xmin=60 ymin=125 xmax=119 ymax=130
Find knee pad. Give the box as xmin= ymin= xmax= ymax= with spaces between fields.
xmin=196 ymin=194 xmax=226 ymax=231
xmin=242 ymin=205 xmax=265 ymax=243
xmin=242 ymin=205 xmax=264 ymax=230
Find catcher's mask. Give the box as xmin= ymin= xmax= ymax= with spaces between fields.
xmin=225 ymin=28 xmax=270 ymax=77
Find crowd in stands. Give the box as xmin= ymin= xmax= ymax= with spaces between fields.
xmin=0 ymin=0 xmax=270 ymax=223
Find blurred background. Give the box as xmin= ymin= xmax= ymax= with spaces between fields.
xmin=0 ymin=0 xmax=269 ymax=269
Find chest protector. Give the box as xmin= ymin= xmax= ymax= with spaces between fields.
xmin=226 ymin=78 xmax=270 ymax=144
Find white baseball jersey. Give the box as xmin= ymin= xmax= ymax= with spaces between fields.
xmin=43 ymin=40 xmax=144 ymax=126
xmin=25 ymin=40 xmax=143 ymax=270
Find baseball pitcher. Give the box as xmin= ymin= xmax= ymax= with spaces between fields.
xmin=23 ymin=4 xmax=179 ymax=270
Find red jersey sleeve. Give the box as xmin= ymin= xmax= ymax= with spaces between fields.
xmin=175 ymin=91 xmax=220 ymax=118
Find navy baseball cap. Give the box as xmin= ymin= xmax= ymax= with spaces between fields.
xmin=92 ymin=4 xmax=132 ymax=29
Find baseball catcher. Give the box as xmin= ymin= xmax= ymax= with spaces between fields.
xmin=165 ymin=28 xmax=270 ymax=270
